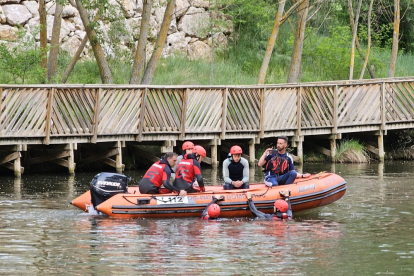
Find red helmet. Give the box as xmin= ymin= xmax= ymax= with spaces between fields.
xmin=208 ymin=204 xmax=220 ymax=218
xmin=182 ymin=141 xmax=194 ymax=151
xmin=274 ymin=199 xmax=289 ymax=213
xmin=193 ymin=145 xmax=206 ymax=157
xmin=230 ymin=145 xmax=242 ymax=155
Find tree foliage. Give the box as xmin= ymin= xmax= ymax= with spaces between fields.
xmin=0 ymin=30 xmax=47 ymax=84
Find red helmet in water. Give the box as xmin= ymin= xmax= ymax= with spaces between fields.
xmin=182 ymin=141 xmax=194 ymax=151
xmin=194 ymin=145 xmax=206 ymax=157
xmin=208 ymin=204 xmax=220 ymax=218
xmin=230 ymin=145 xmax=243 ymax=155
xmin=274 ymin=199 xmax=288 ymax=213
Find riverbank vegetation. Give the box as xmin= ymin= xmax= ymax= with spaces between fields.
xmin=0 ymin=0 xmax=413 ymax=85
xmin=334 ymin=139 xmax=370 ymax=163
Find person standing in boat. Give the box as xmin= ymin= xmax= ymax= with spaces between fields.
xmin=258 ymin=136 xmax=310 ymax=186
xmin=171 ymin=141 xmax=194 ymax=180
xmin=222 ymin=145 xmax=250 ymax=190
xmin=173 ymin=145 xmax=206 ymax=193
xmin=246 ymin=191 xmax=292 ymax=220
xmin=139 ymin=152 xmax=187 ymax=197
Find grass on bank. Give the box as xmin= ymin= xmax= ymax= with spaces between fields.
xmin=54 ymin=49 xmax=414 ymax=85
xmin=335 ymin=139 xmax=370 ymax=163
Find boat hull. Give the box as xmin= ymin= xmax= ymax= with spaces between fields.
xmin=70 ymin=172 xmax=346 ymax=218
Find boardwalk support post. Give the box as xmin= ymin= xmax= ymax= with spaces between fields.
xmin=248 ymin=138 xmax=260 ymax=166
xmin=297 ymin=137 xmax=303 ymax=165
xmin=0 ymin=145 xmax=26 ymax=177
xmin=330 ymin=138 xmax=336 ymax=163
xmin=115 ymin=141 xmax=124 ymax=172
xmin=161 ymin=140 xmax=175 ymax=153
xmin=378 ymin=131 xmax=385 ymax=162
xmin=208 ymin=139 xmax=220 ymax=168
xmin=68 ymin=143 xmax=76 ymax=174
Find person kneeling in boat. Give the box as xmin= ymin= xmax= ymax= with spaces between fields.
xmin=200 ymin=196 xmax=222 ymax=220
xmin=246 ymin=191 xmax=292 ymax=220
xmin=173 ymin=145 xmax=206 ymax=193
xmin=171 ymin=141 xmax=194 ymax=181
xmin=258 ymin=136 xmax=310 ymax=187
xmin=222 ymin=145 xmax=250 ymax=190
xmin=139 ymin=152 xmax=187 ymax=197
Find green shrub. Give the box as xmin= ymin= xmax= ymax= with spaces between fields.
xmin=335 ymin=139 xmax=369 ymax=163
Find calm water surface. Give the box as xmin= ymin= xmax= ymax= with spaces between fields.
xmin=0 ymin=162 xmax=413 ymax=275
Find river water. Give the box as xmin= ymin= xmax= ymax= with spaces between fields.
xmin=0 ymin=162 xmax=413 ymax=275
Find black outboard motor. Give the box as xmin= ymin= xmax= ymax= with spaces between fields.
xmin=90 ymin=172 xmax=128 ymax=208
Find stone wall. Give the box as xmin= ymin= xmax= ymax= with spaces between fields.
xmin=0 ymin=0 xmax=233 ymax=60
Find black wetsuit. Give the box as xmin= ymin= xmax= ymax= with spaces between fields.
xmin=247 ymin=197 xmax=293 ymax=220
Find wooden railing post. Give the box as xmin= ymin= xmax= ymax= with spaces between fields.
xmin=221 ymin=87 xmax=228 ymax=140
xmin=333 ymin=85 xmax=338 ymax=134
xmin=43 ymin=88 xmax=55 ymax=145
xmin=137 ymin=87 xmax=148 ymax=142
xmin=179 ymin=88 xmax=188 ymax=140
xmin=259 ymin=88 xmax=265 ymax=138
xmin=296 ymin=86 xmax=302 ymax=136
xmin=91 ymin=88 xmax=101 ymax=143
xmin=0 ymin=87 xmax=3 ymax=122
xmin=381 ymin=82 xmax=386 ymax=132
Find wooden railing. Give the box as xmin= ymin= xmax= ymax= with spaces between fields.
xmin=0 ymin=78 xmax=413 ymax=144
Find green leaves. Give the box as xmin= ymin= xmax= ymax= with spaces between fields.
xmin=0 ymin=30 xmax=47 ymax=84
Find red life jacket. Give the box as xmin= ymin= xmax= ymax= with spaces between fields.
xmin=142 ymin=161 xmax=166 ymax=188
xmin=175 ymin=158 xmax=198 ymax=183
xmin=265 ymin=155 xmax=289 ymax=175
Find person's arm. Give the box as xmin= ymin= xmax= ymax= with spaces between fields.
xmin=258 ymin=148 xmax=272 ymax=167
xmin=296 ymin=172 xmax=311 ymax=178
xmin=200 ymin=197 xmax=218 ymax=219
xmin=241 ymin=158 xmax=249 ymax=183
xmin=246 ymin=192 xmax=271 ymax=219
xmin=162 ymin=166 xmax=180 ymax=193
xmin=193 ymin=160 xmax=205 ymax=191
xmin=288 ymin=155 xmax=295 ymax=171
xmin=222 ymin=159 xmax=232 ymax=184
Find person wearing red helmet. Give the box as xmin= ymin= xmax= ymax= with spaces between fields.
xmin=200 ymin=196 xmax=222 ymax=220
xmin=173 ymin=145 xmax=206 ymax=194
xmin=222 ymin=145 xmax=250 ymax=190
xmin=139 ymin=152 xmax=187 ymax=197
xmin=245 ymin=191 xmax=292 ymax=220
xmin=172 ymin=141 xmax=194 ymax=180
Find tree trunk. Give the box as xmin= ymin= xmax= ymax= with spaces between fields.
xmin=141 ymin=0 xmax=176 ymax=85
xmin=47 ymin=2 xmax=63 ymax=83
xmin=130 ymin=0 xmax=152 ymax=84
xmin=75 ymin=0 xmax=113 ymax=84
xmin=257 ymin=0 xmax=286 ymax=85
xmin=348 ymin=0 xmax=362 ymax=80
xmin=61 ymin=34 xmax=88 ymax=83
xmin=287 ymin=0 xmax=309 ymax=83
xmin=39 ymin=0 xmax=47 ymax=70
xmin=61 ymin=13 xmax=99 ymax=83
xmin=388 ymin=0 xmax=400 ymax=78
xmin=359 ymin=0 xmax=373 ymax=79
xmin=348 ymin=1 xmax=375 ymax=79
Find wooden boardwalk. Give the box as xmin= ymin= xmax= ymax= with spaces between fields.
xmin=1 ymin=77 xmax=413 ymax=176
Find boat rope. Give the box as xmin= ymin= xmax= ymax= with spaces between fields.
xmin=251 ymin=186 xmax=270 ymax=197
xmin=122 ymin=195 xmax=141 ymax=206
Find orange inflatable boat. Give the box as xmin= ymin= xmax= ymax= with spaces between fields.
xmin=71 ymin=172 xmax=346 ymax=219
